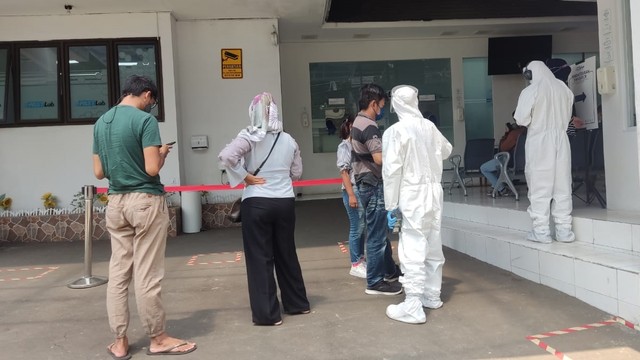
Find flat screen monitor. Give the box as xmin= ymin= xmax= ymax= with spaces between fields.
xmin=488 ymin=35 xmax=552 ymax=75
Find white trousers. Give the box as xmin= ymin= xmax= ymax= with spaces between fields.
xmin=397 ymin=224 xmax=445 ymax=299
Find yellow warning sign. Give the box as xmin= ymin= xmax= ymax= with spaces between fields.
xmin=221 ymin=49 xmax=243 ymax=79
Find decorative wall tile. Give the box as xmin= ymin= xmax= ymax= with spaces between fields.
xmin=0 ymin=206 xmax=181 ymax=243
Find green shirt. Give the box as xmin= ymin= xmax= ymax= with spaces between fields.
xmin=93 ymin=105 xmax=164 ymax=195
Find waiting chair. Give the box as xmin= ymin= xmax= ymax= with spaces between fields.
xmin=448 ymin=138 xmax=495 ymax=196
xmin=587 ymin=128 xmax=606 ymax=208
xmin=571 ymin=130 xmax=589 ymax=199
xmin=493 ymin=130 xmax=527 ymax=201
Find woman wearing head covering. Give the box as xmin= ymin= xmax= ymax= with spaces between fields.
xmin=218 ymin=92 xmax=309 ymax=325
xmin=382 ymin=85 xmax=452 ymax=324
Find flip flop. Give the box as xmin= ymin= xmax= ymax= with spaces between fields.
xmin=106 ymin=344 xmax=132 ymax=360
xmin=146 ymin=342 xmax=197 ymax=356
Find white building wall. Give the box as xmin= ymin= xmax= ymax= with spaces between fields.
xmin=174 ymin=19 xmax=282 ymax=190
xmin=632 ymin=0 xmax=640 ymax=184
xmin=0 ymin=12 xmax=181 ymax=210
xmin=597 ymin=0 xmax=640 ymax=212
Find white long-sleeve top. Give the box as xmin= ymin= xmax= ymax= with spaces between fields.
xmin=218 ymin=131 xmax=302 ymax=200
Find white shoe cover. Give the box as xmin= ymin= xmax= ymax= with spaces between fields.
xmin=420 ymin=296 xmax=443 ymax=309
xmin=385 ymin=298 xmax=426 ymax=324
xmin=526 ymin=230 xmax=552 ymax=244
xmin=555 ymin=227 xmax=576 ymax=243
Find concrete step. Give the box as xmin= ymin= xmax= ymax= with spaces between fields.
xmin=441 ymin=215 xmax=640 ymax=326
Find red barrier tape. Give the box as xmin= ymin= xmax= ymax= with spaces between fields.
xmin=96 ymin=177 xmax=343 ymax=194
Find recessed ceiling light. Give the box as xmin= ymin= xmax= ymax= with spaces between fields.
xmin=69 ymin=60 xmax=79 ymax=64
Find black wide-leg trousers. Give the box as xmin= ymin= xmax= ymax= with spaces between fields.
xmin=241 ymin=197 xmax=309 ymax=324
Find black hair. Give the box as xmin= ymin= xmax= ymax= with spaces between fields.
xmin=358 ymin=83 xmax=388 ymax=111
xmin=121 ymin=75 xmax=158 ymax=100
xmin=339 ymin=113 xmax=356 ymax=140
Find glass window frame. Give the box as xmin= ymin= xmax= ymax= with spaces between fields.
xmin=0 ymin=45 xmax=9 ymax=123
xmin=114 ymin=39 xmax=164 ymax=120
xmin=0 ymin=37 xmax=162 ymax=128
xmin=64 ymin=40 xmax=113 ymax=123
xmin=16 ymin=42 xmax=63 ymax=125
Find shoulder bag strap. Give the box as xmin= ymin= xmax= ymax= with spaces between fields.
xmin=253 ymin=132 xmax=281 ymax=176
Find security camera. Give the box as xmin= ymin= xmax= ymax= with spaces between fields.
xmin=64 ymin=4 xmax=73 ymax=11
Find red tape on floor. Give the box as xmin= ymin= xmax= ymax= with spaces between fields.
xmin=186 ymin=252 xmax=243 ymax=266
xmin=96 ymin=177 xmax=343 ymax=193
xmin=0 ymin=266 xmax=59 ymax=282
xmin=525 ymin=317 xmax=640 ymax=360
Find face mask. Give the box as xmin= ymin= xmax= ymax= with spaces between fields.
xmin=375 ymin=102 xmax=385 ymax=121
xmin=143 ymin=99 xmax=158 ymax=113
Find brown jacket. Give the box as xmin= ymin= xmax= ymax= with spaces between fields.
xmin=498 ymin=127 xmax=525 ymax=152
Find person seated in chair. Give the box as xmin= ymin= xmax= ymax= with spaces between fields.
xmin=480 ymin=114 xmax=525 ymax=196
xmin=326 ymin=118 xmax=337 ymax=135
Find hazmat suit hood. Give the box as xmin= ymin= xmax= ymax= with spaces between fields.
xmin=513 ymin=60 xmax=574 ymax=134
xmin=390 ymin=85 xmax=423 ymax=121
xmin=545 ymin=58 xmax=571 ymax=84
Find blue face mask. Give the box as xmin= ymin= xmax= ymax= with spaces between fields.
xmin=375 ymin=106 xmax=385 ymax=121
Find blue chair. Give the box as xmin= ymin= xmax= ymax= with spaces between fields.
xmin=448 ymin=138 xmax=495 ymax=196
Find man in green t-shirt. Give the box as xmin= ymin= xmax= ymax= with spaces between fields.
xmin=93 ymin=75 xmax=196 ymax=359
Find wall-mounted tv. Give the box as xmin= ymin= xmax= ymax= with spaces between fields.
xmin=488 ymin=35 xmax=552 ymax=75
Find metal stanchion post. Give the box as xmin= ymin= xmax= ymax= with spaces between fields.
xmin=68 ymin=185 xmax=108 ymax=289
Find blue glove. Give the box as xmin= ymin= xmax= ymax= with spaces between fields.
xmin=387 ymin=211 xmax=398 ymax=230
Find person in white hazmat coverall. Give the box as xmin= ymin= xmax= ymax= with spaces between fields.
xmin=382 ymin=85 xmax=453 ymax=324
xmin=514 ymin=60 xmax=576 ymax=243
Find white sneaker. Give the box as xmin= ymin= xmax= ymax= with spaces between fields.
xmin=526 ymin=230 xmax=552 ymax=244
xmin=349 ymin=261 xmax=367 ymax=278
xmin=386 ymin=298 xmax=426 ymax=324
xmin=555 ymin=227 xmax=576 ymax=243
xmin=420 ymin=296 xmax=443 ymax=309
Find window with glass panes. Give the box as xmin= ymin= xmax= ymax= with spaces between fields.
xmin=0 ymin=38 xmax=162 ymax=127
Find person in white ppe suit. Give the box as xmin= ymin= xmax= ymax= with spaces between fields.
xmin=382 ymin=85 xmax=453 ymax=324
xmin=514 ymin=60 xmax=576 ymax=243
